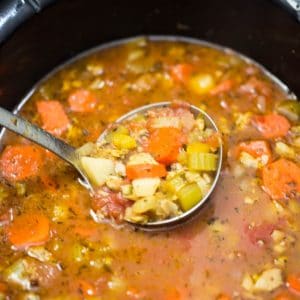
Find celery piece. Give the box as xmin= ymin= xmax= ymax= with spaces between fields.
xmin=188 ymin=153 xmax=217 ymax=171
xmin=111 ymin=133 xmax=137 ymax=150
xmin=187 ymin=142 xmax=210 ymax=154
xmin=165 ymin=175 xmax=186 ymax=194
xmin=177 ymin=183 xmax=202 ymax=211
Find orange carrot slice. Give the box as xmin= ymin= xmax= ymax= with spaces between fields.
xmin=0 ymin=145 xmax=43 ymax=181
xmin=37 ymin=100 xmax=70 ymax=135
xmin=262 ymin=159 xmax=300 ymax=199
xmin=7 ymin=213 xmax=50 ymax=248
xmin=126 ymin=163 xmax=167 ymax=180
xmin=68 ymin=89 xmax=98 ymax=112
xmin=252 ymin=114 xmax=290 ymax=139
xmin=147 ymin=128 xmax=184 ymax=165
xmin=287 ymin=274 xmax=300 ymax=294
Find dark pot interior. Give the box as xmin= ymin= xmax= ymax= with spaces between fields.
xmin=0 ymin=0 xmax=299 ymax=112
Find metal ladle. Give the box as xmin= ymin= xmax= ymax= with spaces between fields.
xmin=0 ymin=102 xmax=222 ymax=231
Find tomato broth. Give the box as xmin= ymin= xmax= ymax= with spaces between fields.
xmin=0 ymin=37 xmax=299 ymax=300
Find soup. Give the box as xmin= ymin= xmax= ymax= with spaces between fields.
xmin=0 ymin=37 xmax=299 ymax=300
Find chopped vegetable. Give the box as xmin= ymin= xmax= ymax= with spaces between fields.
xmin=177 ymin=183 xmax=202 ymax=211
xmin=187 ymin=142 xmax=210 ymax=154
xmin=262 ymin=158 xmax=300 ymax=199
xmin=37 ymin=100 xmax=70 ymax=135
xmin=276 ymin=100 xmax=300 ymax=121
xmin=7 ymin=213 xmax=50 ymax=248
xmin=132 ymin=177 xmax=160 ymax=197
xmin=3 ymin=258 xmax=32 ymax=290
xmin=126 ymin=163 xmax=166 ymax=179
xmin=275 ymin=141 xmax=296 ymax=159
xmin=110 ymin=133 xmax=137 ymax=149
xmin=237 ymin=140 xmax=272 ymax=168
xmin=252 ymin=114 xmax=291 ymax=139
xmin=68 ymin=89 xmax=98 ymax=112
xmin=254 ymin=269 xmax=283 ymax=292
xmin=165 ymin=175 xmax=186 ymax=194
xmin=189 ymin=74 xmax=215 ymax=95
xmin=147 ymin=127 xmax=184 ymax=164
xmin=188 ymin=152 xmax=218 ymax=171
xmin=170 ymin=63 xmax=193 ymax=83
xmin=80 ymin=156 xmax=115 ymax=186
xmin=287 ymin=274 xmax=300 ymax=293
xmin=0 ymin=145 xmax=43 ymax=181
xmin=237 ymin=140 xmax=271 ymax=161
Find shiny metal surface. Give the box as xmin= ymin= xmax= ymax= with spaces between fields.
xmin=0 ymin=106 xmax=92 ymax=189
xmin=100 ymin=102 xmax=223 ymax=231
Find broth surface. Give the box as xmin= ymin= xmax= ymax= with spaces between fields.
xmin=0 ymin=38 xmax=300 ymax=300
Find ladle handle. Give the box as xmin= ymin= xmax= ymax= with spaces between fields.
xmin=0 ymin=0 xmax=55 ymax=44
xmin=0 ymin=107 xmax=77 ymax=166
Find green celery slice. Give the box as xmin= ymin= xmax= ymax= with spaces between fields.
xmin=177 ymin=183 xmax=202 ymax=211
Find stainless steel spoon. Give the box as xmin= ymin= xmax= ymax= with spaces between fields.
xmin=0 ymin=102 xmax=222 ymax=231
xmin=0 ymin=106 xmax=92 ymax=189
xmin=105 ymin=102 xmax=223 ymax=231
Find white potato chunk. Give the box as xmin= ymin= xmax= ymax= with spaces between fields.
xmin=80 ymin=156 xmax=115 ymax=186
xmin=132 ymin=178 xmax=160 ymax=197
xmin=127 ymin=153 xmax=157 ymax=165
xmin=242 ymin=274 xmax=254 ymax=291
xmin=254 ymin=268 xmax=283 ymax=292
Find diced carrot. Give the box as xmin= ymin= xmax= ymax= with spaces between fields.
xmin=0 ymin=145 xmax=43 ymax=181
xmin=262 ymin=159 xmax=300 ymax=199
xmin=68 ymin=89 xmax=98 ymax=112
xmin=170 ymin=64 xmax=193 ymax=83
xmin=147 ymin=128 xmax=184 ymax=165
xmin=287 ymin=274 xmax=300 ymax=294
xmin=237 ymin=140 xmax=272 ymax=161
xmin=252 ymin=114 xmax=290 ymax=139
xmin=216 ymin=293 xmax=231 ymax=300
xmin=210 ymin=79 xmax=234 ymax=95
xmin=0 ymin=282 xmax=7 ymax=293
xmin=76 ymin=279 xmax=97 ymax=296
xmin=126 ymin=163 xmax=167 ymax=180
xmin=7 ymin=213 xmax=50 ymax=248
xmin=37 ymin=100 xmax=70 ymax=135
xmin=274 ymin=291 xmax=293 ymax=300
